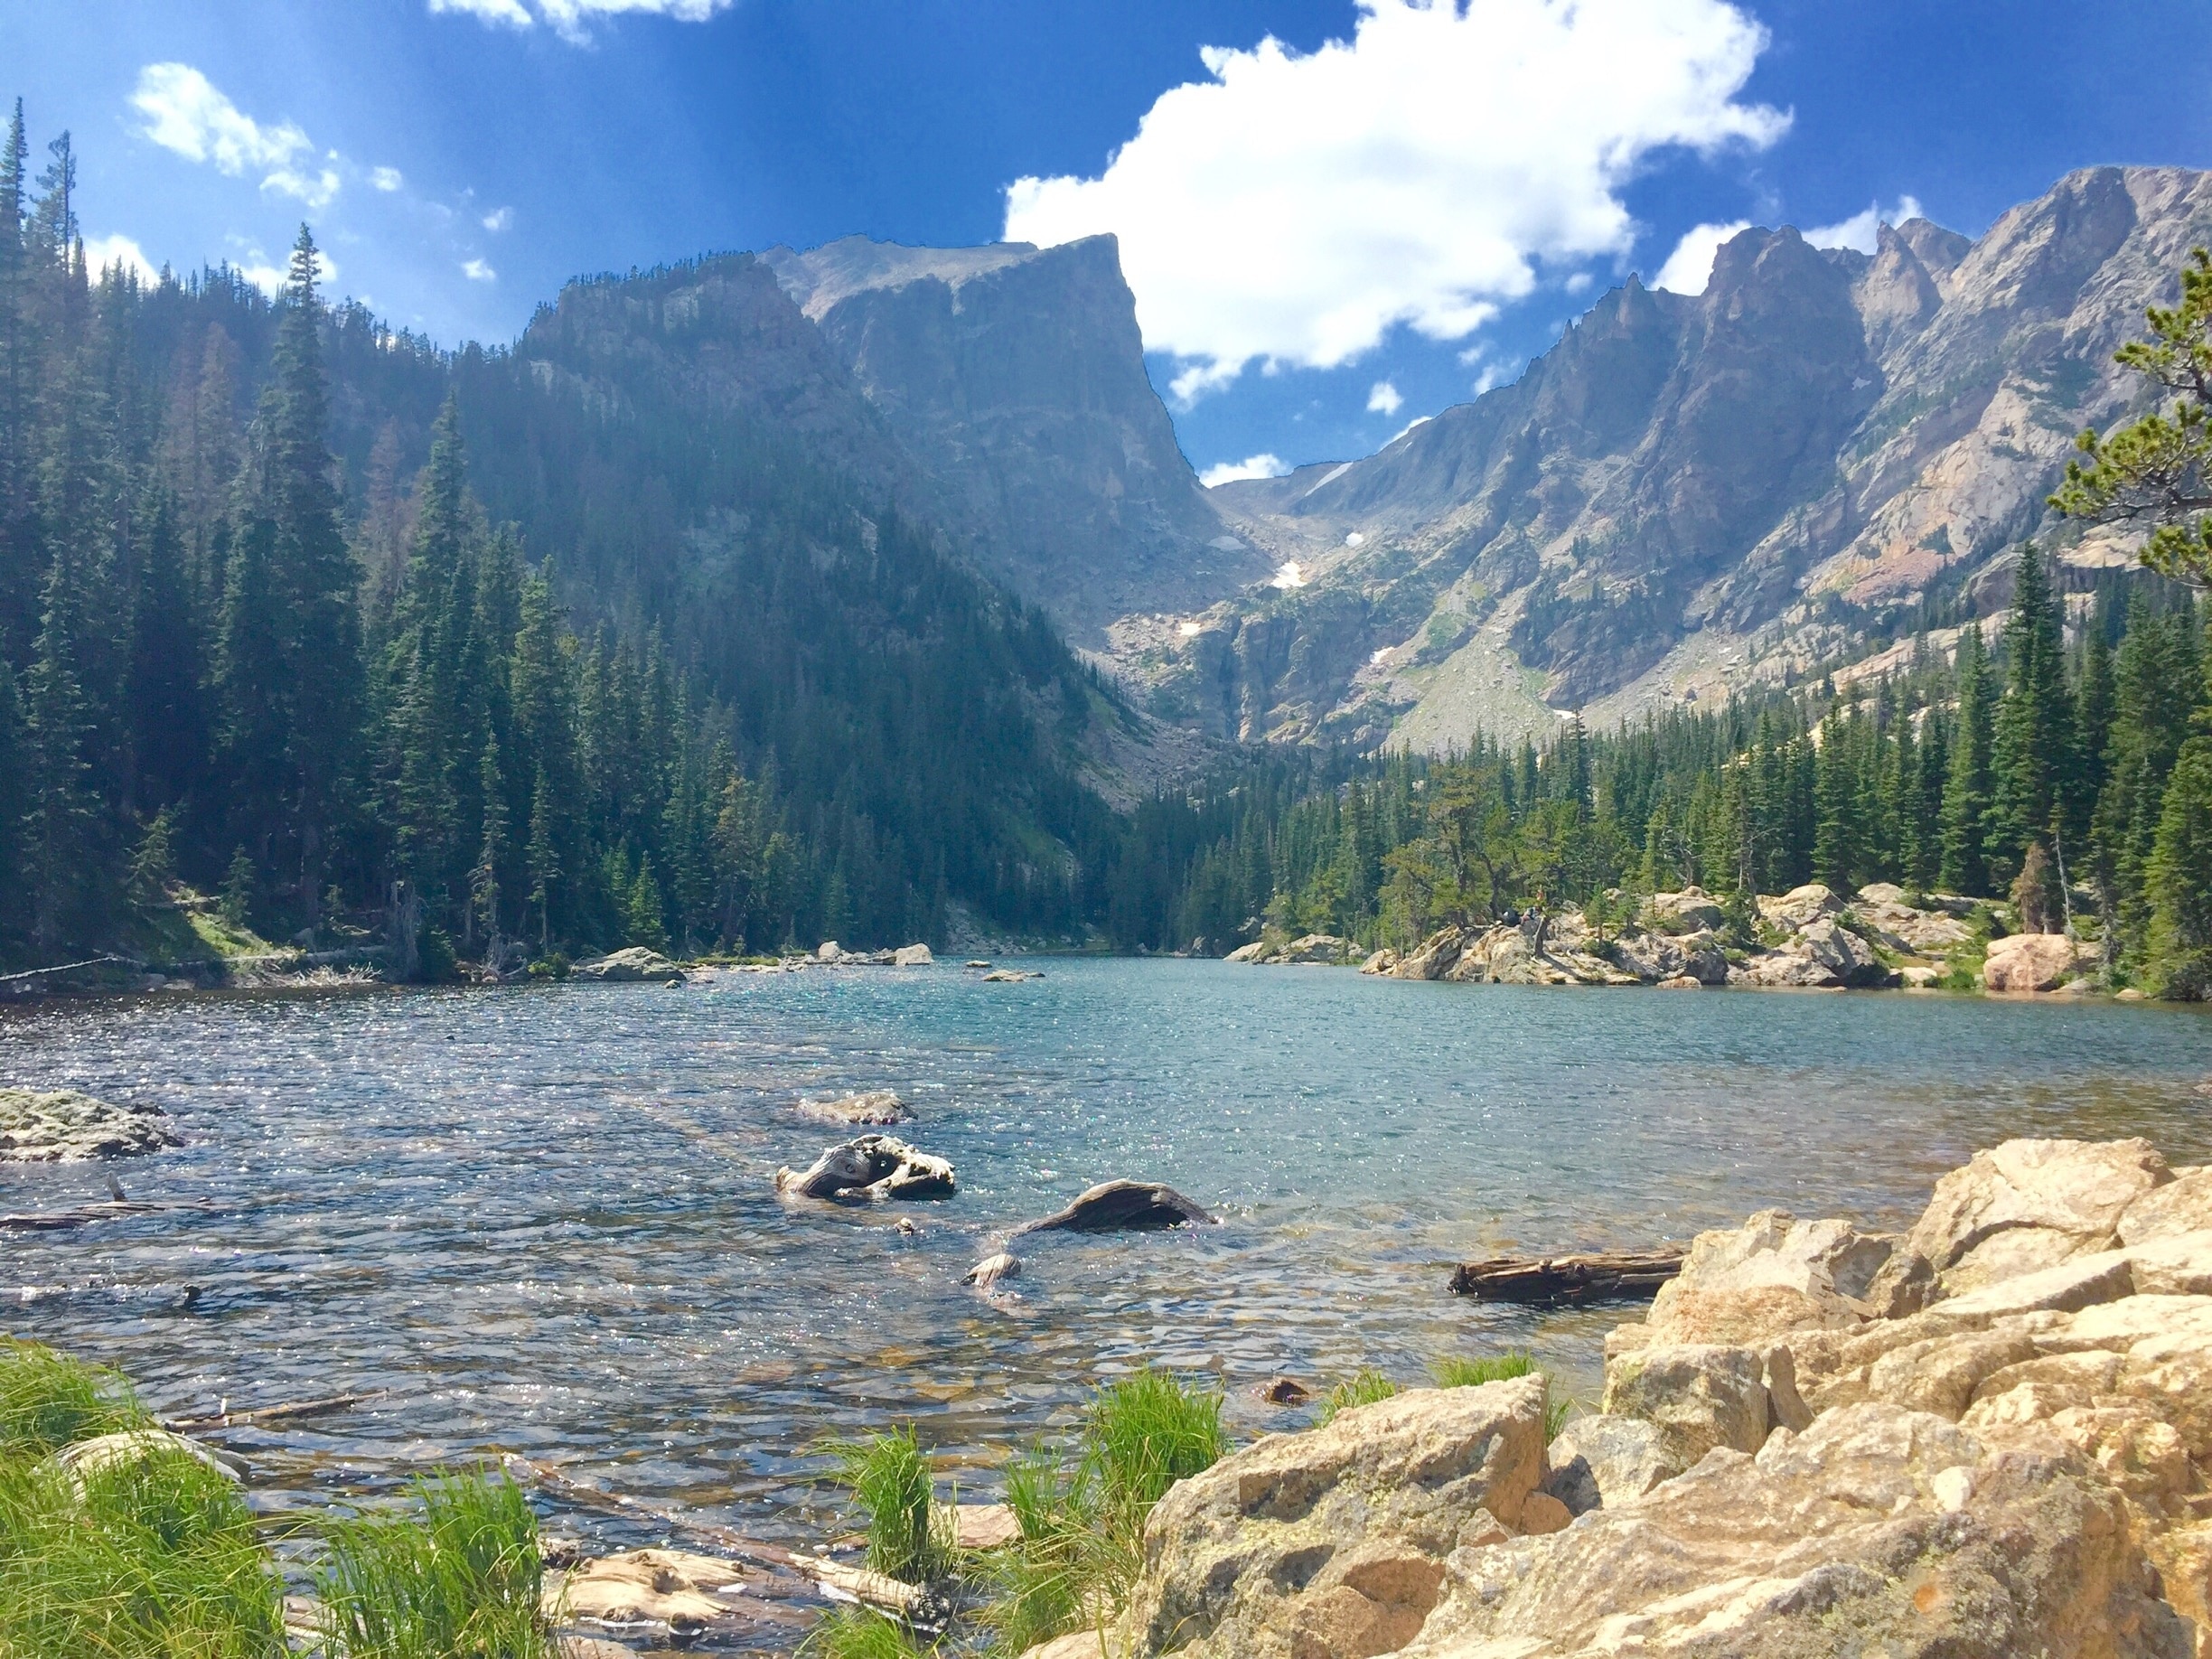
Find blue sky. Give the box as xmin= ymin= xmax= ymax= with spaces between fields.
xmin=9 ymin=0 xmax=2212 ymax=480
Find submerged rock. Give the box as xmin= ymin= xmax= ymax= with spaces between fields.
xmin=775 ymin=1134 xmax=957 ymax=1201
xmin=1011 ymin=1179 xmax=1215 ymax=1235
xmin=545 ymin=1547 xmax=747 ymax=1634
xmin=571 ymin=948 xmax=686 ymax=983
xmin=0 ymin=1089 xmax=179 ymax=1162
xmin=963 ymin=1251 xmax=1020 ymax=1289
xmin=795 ymin=1090 xmax=911 ymax=1126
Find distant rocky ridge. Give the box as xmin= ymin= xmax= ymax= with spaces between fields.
xmin=1167 ymin=166 xmax=2212 ymax=748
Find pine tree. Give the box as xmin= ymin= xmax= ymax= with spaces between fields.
xmin=472 ymin=734 xmax=507 ymax=958
xmin=1988 ymin=544 xmax=2076 ymax=886
xmin=1939 ymin=623 xmax=1995 ymax=895
xmin=2144 ymin=736 xmax=2212 ymax=998
xmin=525 ymin=765 xmax=558 ymax=951
xmin=20 ymin=545 xmax=102 ymax=951
xmin=0 ymin=658 xmax=23 ymax=940
xmin=625 ymin=852 xmax=668 ymax=951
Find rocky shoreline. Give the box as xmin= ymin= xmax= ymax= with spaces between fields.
xmin=1231 ymin=881 xmax=2129 ymax=997
xmin=1086 ymin=1135 xmax=2212 ymax=1658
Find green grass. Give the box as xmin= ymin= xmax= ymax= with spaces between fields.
xmin=1314 ymin=1368 xmax=1399 ymax=1425
xmin=0 ymin=1341 xmax=153 ymax=1459
xmin=983 ymin=1370 xmax=1224 ymax=1659
xmin=0 ymin=1344 xmax=285 ymax=1658
xmin=314 ymin=1467 xmax=549 ymax=1659
xmin=825 ymin=1426 xmax=955 ymax=1586
xmin=802 ymin=1603 xmax=933 ymax=1659
xmin=1429 ymin=1352 xmax=1536 ymax=1390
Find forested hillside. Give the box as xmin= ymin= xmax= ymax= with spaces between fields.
xmin=1107 ymin=550 xmax=2212 ymax=998
xmin=0 ymin=108 xmax=1129 ymax=971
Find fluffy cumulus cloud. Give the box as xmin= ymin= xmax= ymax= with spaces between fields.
xmin=131 ymin=64 xmax=339 ymax=207
xmin=82 ymin=234 xmax=159 ymax=285
xmin=1366 ymin=380 xmax=1402 ymax=416
xmin=429 ymin=0 xmax=733 ymax=40
xmin=1652 ymin=219 xmax=1750 ymax=294
xmin=1004 ymin=0 xmax=1786 ymax=399
xmin=1804 ymin=194 xmax=1924 ymax=253
xmin=1199 ymin=453 xmax=1290 ymax=488
xmin=461 ymin=258 xmax=497 ymax=282
xmin=370 ymin=165 xmax=405 ymax=192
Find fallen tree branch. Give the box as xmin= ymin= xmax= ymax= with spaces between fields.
xmin=0 ymin=954 xmax=143 ymax=984
xmin=1448 ymin=1249 xmax=1685 ymax=1306
xmin=0 ymin=1197 xmax=229 ymax=1232
xmin=165 ymin=1391 xmax=386 ymax=1432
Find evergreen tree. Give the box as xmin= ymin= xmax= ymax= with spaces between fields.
xmin=1988 ymin=545 xmax=2076 ymax=889
xmin=1939 ymin=623 xmax=1995 ymax=894
xmin=2144 ymin=736 xmax=2212 ymax=998
xmin=625 ymin=852 xmax=668 ymax=951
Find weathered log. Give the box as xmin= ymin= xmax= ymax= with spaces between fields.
xmin=0 ymin=1197 xmax=222 ymax=1231
xmin=1011 ymin=1179 xmax=1215 ymax=1236
xmin=1448 ymin=1249 xmax=1685 ymax=1306
xmin=165 ymin=1390 xmax=385 ymax=1432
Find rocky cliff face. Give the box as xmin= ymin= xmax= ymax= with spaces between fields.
xmin=764 ymin=236 xmax=1263 ymax=641
xmin=1169 ymin=166 xmax=2212 ymax=748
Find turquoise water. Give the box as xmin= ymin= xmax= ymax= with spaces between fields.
xmin=2 ymin=961 xmax=2207 ymax=1566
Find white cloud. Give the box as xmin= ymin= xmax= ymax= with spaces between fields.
xmin=1804 ymin=194 xmax=1923 ymax=254
xmin=1472 ymin=362 xmax=1509 ymax=395
xmin=1200 ymin=453 xmax=1290 ymax=487
xmin=1564 ymin=271 xmax=1594 ymax=295
xmin=1366 ymin=380 xmax=1403 ymax=417
xmin=429 ymin=0 xmax=733 ymax=40
xmin=370 ymin=165 xmax=405 ymax=192
xmin=236 ymin=248 xmax=337 ymax=297
xmin=84 ymin=234 xmax=159 ymax=285
xmin=461 ymin=258 xmax=497 ymax=282
xmin=1004 ymin=0 xmax=1785 ymax=398
xmin=482 ymin=206 xmax=512 ymax=231
xmin=1653 ymin=219 xmax=1750 ymax=295
xmin=131 ymin=64 xmax=341 ymax=207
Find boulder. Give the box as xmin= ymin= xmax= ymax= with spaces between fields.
xmin=1120 ymin=1380 xmax=1550 ymax=1659
xmin=1853 ymin=886 xmax=1974 ymax=951
xmin=1654 ymin=973 xmax=1703 ymax=989
xmin=949 ymin=1502 xmax=1021 ymax=1550
xmin=1758 ymin=882 xmax=1844 ymax=933
xmin=1608 ymin=928 xmax=1728 ymax=985
xmin=1259 ymin=1376 xmax=1314 ymax=1406
xmin=1360 ymin=949 xmax=1398 ymax=974
xmin=1872 ymin=1137 xmax=2172 ymax=1308
xmin=774 ymin=1134 xmax=956 ymax=1201
xmin=1540 ymin=1413 xmax=1678 ymax=1514
xmin=0 ymin=1089 xmax=179 ymax=1162
xmin=1985 ymin=931 xmax=2092 ymax=992
xmin=795 ymin=1090 xmax=910 ymax=1126
xmin=815 ymin=941 xmax=844 ymax=962
xmin=1274 ymin=934 xmax=1352 ymax=965
xmin=1645 ymin=886 xmax=1727 ymax=935
xmin=1011 ymin=1180 xmax=1214 ymax=1235
xmin=981 ymin=969 xmax=1044 ymax=982
xmin=893 ymin=943 xmax=934 ymax=967
xmin=1635 ymin=1208 xmax=1891 ymax=1347
xmin=1733 ymin=915 xmax=1887 ymax=988
xmin=572 ymin=947 xmax=686 ymax=983
xmin=1224 ymin=942 xmax=1270 ymax=963
xmin=544 ymin=1548 xmax=745 ymax=1634
xmin=1598 ymin=1343 xmax=1771 ymax=1468
xmin=2121 ymin=1168 xmax=2212 ymax=1247
xmin=1387 ymin=927 xmax=1464 ymax=980
xmin=1400 ymin=1403 xmax=2192 ymax=1659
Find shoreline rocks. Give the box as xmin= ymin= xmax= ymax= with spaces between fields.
xmin=1111 ymin=1134 xmax=2212 ymax=1657
xmin=1011 ymin=1179 xmax=1216 ymax=1235
xmin=0 ymin=1089 xmax=180 ymax=1162
xmin=794 ymin=1090 xmax=911 ymax=1127
xmin=571 ymin=948 xmax=686 ymax=983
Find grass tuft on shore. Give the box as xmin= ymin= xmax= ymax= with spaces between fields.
xmin=825 ymin=1425 xmax=956 ymax=1585
xmin=1314 ymin=1367 xmax=1399 ymax=1424
xmin=0 ymin=1342 xmax=285 ymax=1658
xmin=1317 ymin=1353 xmax=1574 ymax=1440
xmin=802 ymin=1602 xmax=933 ymax=1659
xmin=314 ymin=1466 xmax=548 ymax=1659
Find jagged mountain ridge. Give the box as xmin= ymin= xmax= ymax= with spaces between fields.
xmin=1171 ymin=165 xmax=2212 ymax=749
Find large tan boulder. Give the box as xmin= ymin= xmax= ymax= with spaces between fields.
xmin=1871 ymin=1138 xmax=2173 ymax=1309
xmin=2122 ymin=1169 xmax=2212 ymax=1247
xmin=1120 ymin=1380 xmax=1548 ymax=1659
xmin=1985 ymin=930 xmax=2092 ymax=992
xmin=1387 ymin=927 xmax=1464 ymax=980
xmin=1398 ymin=1403 xmax=2192 ymax=1658
xmin=1645 ymin=886 xmax=1726 ymax=934
xmin=1758 ymin=882 xmax=1843 ymax=932
xmin=1633 ymin=1208 xmax=1891 ymax=1348
xmin=1539 ymin=1414 xmax=1677 ymax=1515
xmin=1598 ymin=1344 xmax=1771 ymax=1469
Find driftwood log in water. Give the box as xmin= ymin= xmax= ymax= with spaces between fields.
xmin=1448 ymin=1249 xmax=1685 ymax=1306
xmin=1011 ymin=1179 xmax=1216 ymax=1235
xmin=165 ymin=1391 xmax=385 ymax=1432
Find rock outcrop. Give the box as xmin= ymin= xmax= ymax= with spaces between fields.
xmin=774 ymin=1135 xmax=956 ymax=1201
xmin=1118 ymin=1137 xmax=2212 ymax=1658
xmin=571 ymin=948 xmax=686 ymax=983
xmin=1230 ymin=934 xmax=1356 ymax=966
xmin=1986 ymin=930 xmax=2094 ymax=992
xmin=0 ymin=1089 xmax=179 ymax=1161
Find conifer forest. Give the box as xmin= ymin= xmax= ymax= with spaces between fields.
xmin=2 ymin=108 xmax=2208 ymax=995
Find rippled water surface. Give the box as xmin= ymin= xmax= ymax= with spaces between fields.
xmin=4 ymin=961 xmax=2208 ymax=1565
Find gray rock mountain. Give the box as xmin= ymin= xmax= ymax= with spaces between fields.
xmin=1161 ymin=165 xmax=2212 ymax=748
xmin=764 ymin=235 xmax=1264 ymax=640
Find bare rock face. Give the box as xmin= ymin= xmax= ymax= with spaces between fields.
xmin=774 ymin=1134 xmax=956 ymax=1201
xmin=1625 ymin=1207 xmax=1893 ymax=1349
xmin=1873 ymin=1137 xmax=2173 ymax=1308
xmin=1120 ymin=1380 xmax=1550 ymax=1659
xmin=1387 ymin=928 xmax=1465 ymax=980
xmin=1540 ymin=1413 xmax=1677 ymax=1515
xmin=1644 ymin=886 xmax=1727 ymax=934
xmin=571 ymin=947 xmax=686 ymax=983
xmin=1985 ymin=931 xmax=2093 ymax=992
xmin=0 ymin=1089 xmax=179 ymax=1162
xmin=1598 ymin=1343 xmax=1771 ymax=1470
xmin=1608 ymin=927 xmax=1728 ymax=985
xmin=1401 ymin=1402 xmax=2191 ymax=1658
xmin=1735 ymin=914 xmax=1889 ymax=989
xmin=1759 ymin=883 xmax=1845 ymax=933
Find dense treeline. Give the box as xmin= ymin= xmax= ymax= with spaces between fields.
xmin=1105 ymin=553 xmax=2212 ymax=997
xmin=0 ymin=108 xmax=1123 ymax=971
